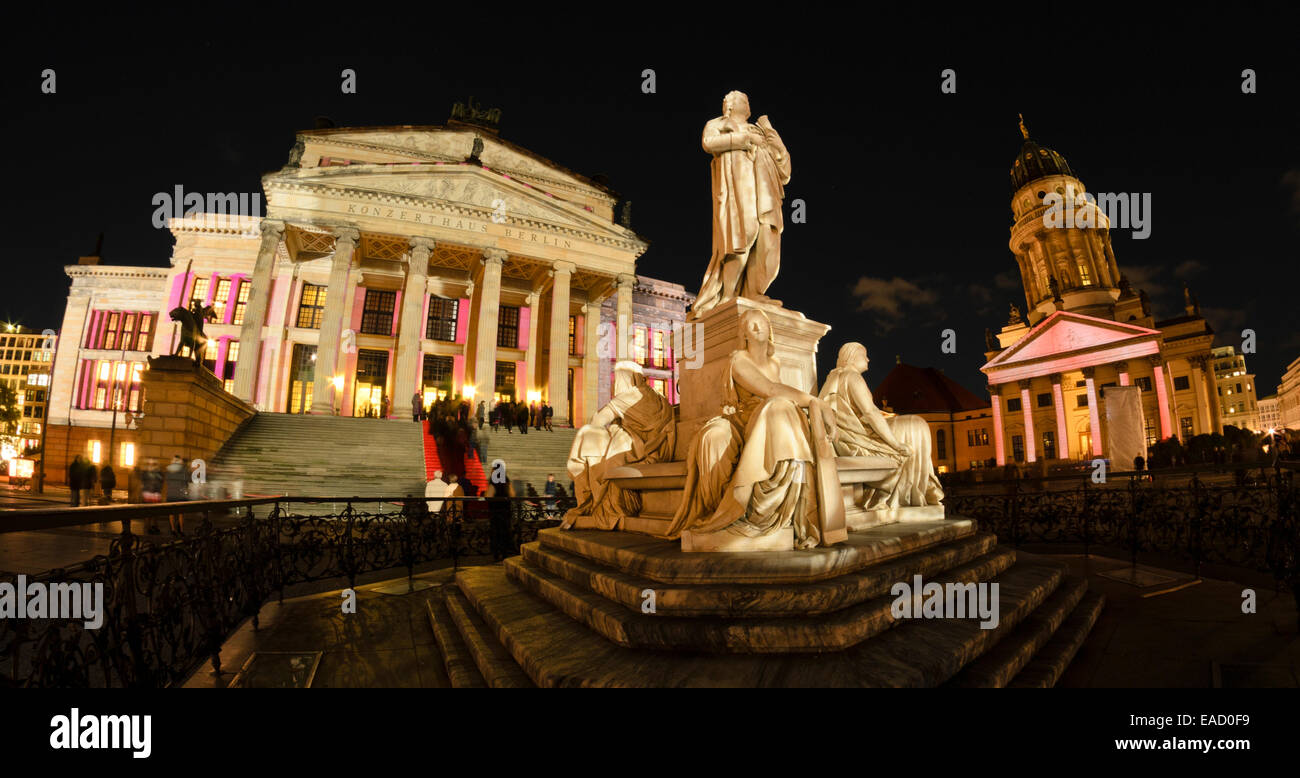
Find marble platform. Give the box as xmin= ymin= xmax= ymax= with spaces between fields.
xmin=428 ymin=518 xmax=1105 ymax=687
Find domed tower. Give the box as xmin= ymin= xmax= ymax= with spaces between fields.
xmin=1007 ymin=116 xmax=1123 ymax=322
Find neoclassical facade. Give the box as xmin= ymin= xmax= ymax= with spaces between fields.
xmin=45 ymin=119 xmax=701 ymax=479
xmin=981 ymin=125 xmax=1221 ymax=467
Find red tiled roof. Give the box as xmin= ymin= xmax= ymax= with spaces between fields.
xmin=874 ymin=363 xmax=990 ymax=414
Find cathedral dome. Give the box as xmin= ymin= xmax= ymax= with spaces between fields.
xmin=1009 ymin=116 xmax=1074 ymax=193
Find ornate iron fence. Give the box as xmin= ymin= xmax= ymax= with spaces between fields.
xmin=0 ymin=495 xmax=567 ymax=688
xmin=946 ymin=467 xmax=1300 ymax=620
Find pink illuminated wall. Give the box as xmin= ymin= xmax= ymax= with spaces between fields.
xmin=991 ymin=393 xmax=1005 ymax=466
xmin=455 ymin=298 xmax=470 ymax=344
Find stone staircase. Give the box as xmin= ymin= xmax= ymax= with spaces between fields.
xmin=209 ymin=413 xmax=427 ymax=499
xmin=478 ymin=425 xmax=577 ymax=494
xmin=427 ymin=519 xmax=1104 ymax=687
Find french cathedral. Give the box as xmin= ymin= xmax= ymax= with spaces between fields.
xmin=980 ymin=121 xmax=1223 ymax=468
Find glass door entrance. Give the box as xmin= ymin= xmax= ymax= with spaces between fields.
xmin=287 ymin=343 xmax=316 ymax=414
xmin=353 ymin=349 xmax=389 ymax=418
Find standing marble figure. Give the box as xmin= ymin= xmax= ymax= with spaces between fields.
xmin=689 ymin=91 xmax=791 ymax=319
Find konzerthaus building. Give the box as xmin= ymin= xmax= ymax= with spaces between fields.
xmin=981 ymin=124 xmax=1223 ymax=467
xmin=45 ymin=112 xmax=691 ymax=479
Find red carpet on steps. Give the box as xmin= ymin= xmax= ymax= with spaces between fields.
xmin=420 ymin=422 xmax=488 ymax=494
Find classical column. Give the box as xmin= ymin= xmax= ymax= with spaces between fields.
xmin=1196 ymin=353 xmax=1224 ymax=434
xmin=310 ymin=227 xmax=358 ymax=414
xmin=1019 ymin=379 xmax=1037 ymax=463
xmin=1050 ymin=372 xmax=1070 ymax=460
xmin=581 ymin=300 xmax=602 ymax=425
xmin=231 ymin=219 xmax=284 ymax=403
xmin=989 ymin=385 xmax=1006 ymax=467
xmin=394 ymin=237 xmax=433 ymax=420
xmin=615 ymin=273 xmax=635 ymax=361
xmin=1115 ymin=360 xmax=1130 ymax=386
xmin=1082 ymin=366 xmax=1103 ymax=457
xmin=473 ymin=249 xmax=506 ymax=400
xmin=547 ymin=260 xmax=576 ymax=425
xmin=1187 ymin=355 xmax=1213 ymax=434
xmin=523 ymin=291 xmax=540 ymax=399
xmin=1148 ymin=356 xmax=1173 ymax=440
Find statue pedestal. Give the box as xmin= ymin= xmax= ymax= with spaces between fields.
xmin=675 ymin=298 xmax=830 ymax=454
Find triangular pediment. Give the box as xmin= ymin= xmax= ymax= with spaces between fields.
xmin=983 ymin=311 xmax=1161 ymax=371
xmin=265 ymin=165 xmax=640 ymax=246
xmin=303 ymin=128 xmax=604 ymax=195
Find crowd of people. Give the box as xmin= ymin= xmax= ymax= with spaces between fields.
xmin=67 ymin=453 xmax=191 ymax=536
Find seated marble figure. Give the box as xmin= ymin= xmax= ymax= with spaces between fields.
xmin=818 ymin=342 xmax=943 ymax=509
xmin=664 ymin=308 xmax=838 ymax=549
xmin=561 ymin=361 xmax=676 ymax=530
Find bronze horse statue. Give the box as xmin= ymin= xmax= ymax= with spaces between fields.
xmin=170 ymin=301 xmax=217 ymax=365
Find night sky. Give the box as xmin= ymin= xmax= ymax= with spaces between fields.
xmin=4 ymin=17 xmax=1297 ymax=397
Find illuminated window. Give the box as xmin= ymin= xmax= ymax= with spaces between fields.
xmin=568 ymin=315 xmax=576 ymax=355
xmin=212 ymin=278 xmax=232 ymax=320
xmin=1077 ymin=263 xmax=1092 ymax=286
xmin=190 ymin=277 xmax=210 ymax=307
xmin=425 ymin=298 xmax=458 ymax=341
xmin=652 ymin=330 xmax=667 ymax=368
xmin=121 ymin=442 xmax=135 ymax=468
xmin=633 ymin=326 xmax=648 ymax=364
xmin=136 ymin=314 xmax=153 ymax=351
xmin=89 ymin=440 xmax=102 ymax=465
xmin=103 ymin=312 xmax=120 ymax=350
xmin=360 ymin=289 xmax=397 ymax=336
xmin=296 ymin=284 xmax=327 ymax=328
xmin=495 ymin=305 xmax=519 ymax=348
xmin=232 ymin=281 xmax=251 ymax=325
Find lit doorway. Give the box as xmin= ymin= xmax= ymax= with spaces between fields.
xmin=287 ymin=343 xmax=316 ymax=414
xmin=353 ymin=349 xmax=389 ymax=418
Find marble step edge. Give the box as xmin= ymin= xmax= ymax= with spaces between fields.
xmin=500 ymin=547 xmax=1017 ymax=654
xmin=520 ymin=532 xmax=1002 ymax=618
xmin=442 ymin=587 xmax=535 ymax=688
xmin=535 ymin=520 xmax=979 ymax=586
xmin=943 ymin=575 xmax=1089 ymax=688
xmin=453 ymin=559 xmax=1068 ymax=687
xmin=425 ymin=594 xmax=487 ymax=688
xmin=1008 ymin=590 xmax=1106 ymax=688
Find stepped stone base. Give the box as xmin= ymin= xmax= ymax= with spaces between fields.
xmin=429 ymin=519 xmax=1104 ymax=687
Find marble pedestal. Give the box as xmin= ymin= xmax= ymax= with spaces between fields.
xmin=428 ymin=521 xmax=1106 ymax=687
xmin=675 ymin=297 xmax=830 ymax=452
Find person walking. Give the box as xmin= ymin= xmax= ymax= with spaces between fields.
xmin=67 ymin=455 xmax=84 ymax=507
xmin=85 ymin=460 xmax=99 ymax=503
xmin=486 ymin=465 xmax=516 ymax=562
xmin=425 ymin=469 xmax=448 ymax=514
xmin=140 ymin=459 xmax=164 ymax=535
xmin=476 ymin=400 xmax=486 ymax=430
xmin=99 ymin=465 xmax=116 ymax=505
xmin=544 ymin=473 xmax=558 ymax=514
xmin=164 ymin=454 xmax=188 ymax=536
xmin=411 ymin=392 xmax=423 ymax=422
xmin=515 ymin=402 xmax=529 ymax=435
xmin=544 ymin=402 xmax=554 ymax=432
xmin=381 ymin=395 xmax=390 ymax=419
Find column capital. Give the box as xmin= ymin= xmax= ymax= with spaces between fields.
xmin=1147 ymin=354 xmax=1164 ymax=368
xmin=259 ymin=219 xmax=286 ymax=239
xmin=616 ymin=273 xmax=637 ymax=290
xmin=1113 ymin=360 xmax=1129 ymax=373
xmin=551 ymin=259 xmax=577 ymax=275
xmin=1018 ymin=379 xmax=1034 ymax=391
xmin=331 ymin=226 xmax=360 ymax=244
xmin=1081 ymin=366 xmax=1097 ymax=379
xmin=482 ymin=248 xmax=508 ymax=265
xmin=987 ymin=384 xmax=1000 ymax=396
xmin=1048 ymin=372 xmax=1063 ymax=384
xmin=1189 ymin=353 xmax=1209 ymax=369
xmin=409 ymin=236 xmax=436 ymax=254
